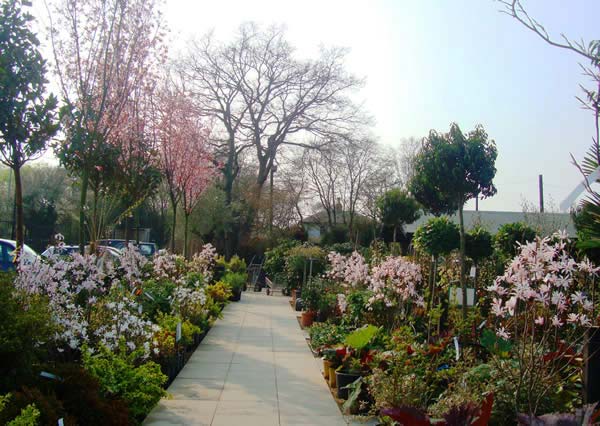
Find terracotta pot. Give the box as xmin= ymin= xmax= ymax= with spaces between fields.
xmin=328 ymin=366 xmax=337 ymax=388
xmin=300 ymin=311 xmax=315 ymax=328
xmin=323 ymin=359 xmax=332 ymax=379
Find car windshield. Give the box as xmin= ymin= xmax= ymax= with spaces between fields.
xmin=139 ymin=244 xmax=154 ymax=256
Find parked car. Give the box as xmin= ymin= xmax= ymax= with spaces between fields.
xmin=0 ymin=239 xmax=39 ymax=271
xmin=41 ymin=245 xmax=79 ymax=258
xmin=98 ymin=239 xmax=158 ymax=258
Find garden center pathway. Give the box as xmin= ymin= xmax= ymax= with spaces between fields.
xmin=144 ymin=292 xmax=360 ymax=426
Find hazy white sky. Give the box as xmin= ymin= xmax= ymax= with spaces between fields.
xmin=33 ymin=0 xmax=600 ymax=212
xmin=161 ymin=0 xmax=600 ymax=213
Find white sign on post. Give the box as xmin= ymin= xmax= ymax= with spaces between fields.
xmin=176 ymin=322 xmax=182 ymax=343
xmin=469 ymin=266 xmax=476 ymax=278
xmin=449 ymin=287 xmax=475 ymax=306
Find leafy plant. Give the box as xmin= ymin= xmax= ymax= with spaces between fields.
xmin=82 ymin=343 xmax=166 ymax=423
xmin=0 ymin=273 xmax=55 ymax=392
xmin=206 ymin=281 xmax=232 ymax=304
xmin=156 ymin=312 xmax=201 ymax=347
xmin=221 ymin=272 xmax=247 ymax=292
xmin=0 ymin=394 xmax=40 ymax=426
xmin=309 ymin=322 xmax=348 ymax=350
xmin=494 ymin=222 xmax=536 ymax=258
xmin=344 ymin=325 xmax=379 ymax=351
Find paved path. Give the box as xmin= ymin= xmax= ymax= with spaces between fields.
xmin=144 ymin=291 xmax=348 ymax=426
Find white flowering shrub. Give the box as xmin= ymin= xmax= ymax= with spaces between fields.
xmin=488 ymin=231 xmax=598 ymax=339
xmin=171 ymin=286 xmax=208 ymax=323
xmin=368 ymin=256 xmax=424 ymax=309
xmin=485 ymin=231 xmax=599 ymax=418
xmin=152 ymin=251 xmax=182 ymax=281
xmin=188 ymin=243 xmax=217 ymax=282
xmin=93 ymin=295 xmax=160 ymax=357
xmin=326 ymin=250 xmax=369 ymax=288
xmin=15 ymin=254 xmax=110 ymax=350
xmin=119 ymin=244 xmax=149 ymax=285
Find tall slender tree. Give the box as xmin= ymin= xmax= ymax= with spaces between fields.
xmin=410 ymin=123 xmax=497 ymax=318
xmin=153 ymin=83 xmax=217 ymax=255
xmin=0 ymin=0 xmax=59 ymax=254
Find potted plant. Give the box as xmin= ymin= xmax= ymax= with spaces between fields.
xmin=300 ymin=281 xmax=320 ymax=328
xmin=223 ymin=272 xmax=246 ymax=302
xmin=334 ymin=325 xmax=379 ymax=399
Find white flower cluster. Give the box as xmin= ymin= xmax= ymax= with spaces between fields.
xmin=171 ymin=286 xmax=208 ymax=319
xmin=95 ymin=296 xmax=160 ymax=357
xmin=189 ymin=243 xmax=217 ymax=282
xmin=326 ymin=251 xmax=369 ymax=288
xmin=16 ymin=254 xmax=109 ymax=349
xmin=152 ymin=251 xmax=180 ymax=280
xmin=488 ymin=231 xmax=599 ymax=339
xmin=119 ymin=243 xmax=149 ymax=285
xmin=368 ymin=256 xmax=424 ymax=308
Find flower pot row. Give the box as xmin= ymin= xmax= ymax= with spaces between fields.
xmin=159 ymin=329 xmax=209 ymax=387
xmin=322 ymin=358 xmax=362 ymax=400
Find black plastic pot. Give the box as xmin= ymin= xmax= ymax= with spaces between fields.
xmin=335 ymin=371 xmax=361 ymax=399
xmin=229 ymin=288 xmax=242 ymax=301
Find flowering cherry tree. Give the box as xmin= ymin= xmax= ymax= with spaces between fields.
xmin=153 ymin=84 xmax=218 ymax=255
xmin=47 ymin=0 xmax=165 ymax=251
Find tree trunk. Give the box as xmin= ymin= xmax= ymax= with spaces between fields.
xmin=458 ymin=204 xmax=467 ymax=319
xmin=170 ymin=202 xmax=177 ymax=252
xmin=183 ymin=212 xmax=189 ymax=259
xmin=13 ymin=166 xmax=24 ymax=256
xmin=393 ymin=225 xmax=397 ymax=243
xmin=79 ymin=170 xmax=89 ymax=253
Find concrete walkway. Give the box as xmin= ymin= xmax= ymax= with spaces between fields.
xmin=144 ymin=291 xmax=348 ymax=426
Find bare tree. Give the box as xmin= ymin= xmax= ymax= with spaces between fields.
xmin=181 ymin=23 xmax=365 ymax=206
xmin=304 ymin=145 xmax=344 ymax=228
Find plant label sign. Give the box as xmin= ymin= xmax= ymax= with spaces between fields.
xmin=469 ymin=266 xmax=476 ymax=278
xmin=449 ymin=287 xmax=475 ymax=306
xmin=176 ymin=322 xmax=182 ymax=342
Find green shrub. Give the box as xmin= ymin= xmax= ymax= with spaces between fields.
xmin=494 ymin=222 xmax=536 ymax=257
xmin=309 ymin=323 xmax=348 ymax=350
xmin=222 ymin=272 xmax=247 ymax=292
xmin=82 ymin=344 xmax=166 ymax=423
xmin=263 ymin=239 xmax=299 ymax=277
xmin=0 ymin=273 xmax=55 ymax=393
xmin=285 ymin=244 xmax=327 ymax=287
xmin=0 ymin=394 xmax=40 ymax=426
xmin=140 ymin=279 xmax=176 ymax=322
xmin=156 ymin=313 xmax=201 ymax=347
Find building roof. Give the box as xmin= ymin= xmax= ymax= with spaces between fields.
xmin=404 ymin=210 xmax=576 ymax=235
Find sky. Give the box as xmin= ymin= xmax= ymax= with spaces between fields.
xmin=32 ymin=0 xmax=600 ymax=213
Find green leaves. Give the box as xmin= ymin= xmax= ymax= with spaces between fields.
xmin=480 ymin=329 xmax=512 ymax=357
xmin=413 ymin=216 xmax=460 ymax=257
xmin=344 ymin=324 xmax=379 ymax=351
xmin=409 ymin=123 xmax=497 ymax=216
xmin=82 ymin=343 xmax=167 ymax=422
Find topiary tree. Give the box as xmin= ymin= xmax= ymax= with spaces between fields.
xmin=413 ymin=216 xmax=460 ymax=310
xmin=376 ymin=189 xmax=421 ymax=244
xmin=494 ymin=222 xmax=536 ymax=258
xmin=465 ymin=226 xmax=494 ymax=302
xmin=410 ymin=123 xmax=498 ymax=318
